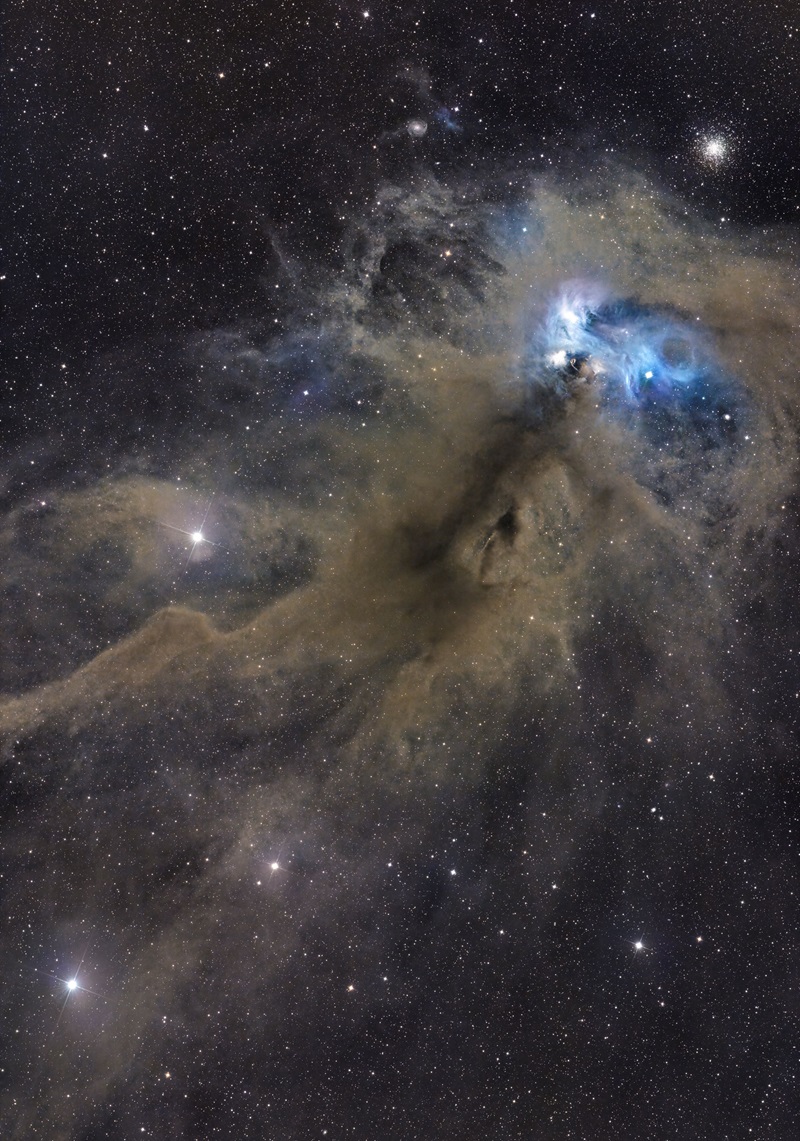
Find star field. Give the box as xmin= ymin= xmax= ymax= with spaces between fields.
xmin=3 ymin=2 xmax=800 ymax=1139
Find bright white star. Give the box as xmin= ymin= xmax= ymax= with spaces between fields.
xmin=191 ymin=531 xmax=204 ymax=544
xmin=67 ymin=978 xmax=78 ymax=991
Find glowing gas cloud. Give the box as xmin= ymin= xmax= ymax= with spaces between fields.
xmin=0 ymin=165 xmax=797 ymax=1141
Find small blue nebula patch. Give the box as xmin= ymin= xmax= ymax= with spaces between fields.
xmin=433 ymin=106 xmax=462 ymax=133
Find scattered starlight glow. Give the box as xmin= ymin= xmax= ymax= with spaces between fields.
xmin=157 ymin=496 xmax=222 ymax=567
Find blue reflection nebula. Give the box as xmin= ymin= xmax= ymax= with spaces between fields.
xmin=540 ymin=286 xmax=711 ymax=399
xmin=527 ymin=284 xmax=741 ymax=452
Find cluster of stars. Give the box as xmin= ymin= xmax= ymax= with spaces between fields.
xmin=697 ymin=132 xmax=732 ymax=169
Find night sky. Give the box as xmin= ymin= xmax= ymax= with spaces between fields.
xmin=4 ymin=2 xmax=800 ymax=1138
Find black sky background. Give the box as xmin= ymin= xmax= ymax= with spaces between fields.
xmin=7 ymin=0 xmax=800 ymax=385
xmin=3 ymin=3 xmax=800 ymax=1139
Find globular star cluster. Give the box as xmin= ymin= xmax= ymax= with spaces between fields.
xmin=4 ymin=1 xmax=800 ymax=1140
xmin=696 ymin=132 xmax=734 ymax=171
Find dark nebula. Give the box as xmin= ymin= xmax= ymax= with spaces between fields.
xmin=4 ymin=3 xmax=800 ymax=1138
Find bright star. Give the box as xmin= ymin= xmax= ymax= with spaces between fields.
xmin=157 ymin=496 xmax=222 ymax=568
xmin=634 ymin=940 xmax=644 ymax=952
xmin=270 ymin=861 xmax=280 ymax=871
xmin=67 ymin=978 xmax=78 ymax=991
